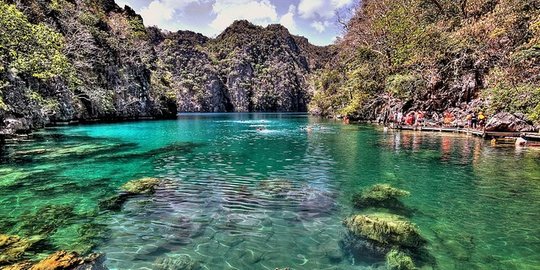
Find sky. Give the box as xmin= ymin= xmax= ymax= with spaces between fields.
xmin=115 ymin=0 xmax=358 ymax=46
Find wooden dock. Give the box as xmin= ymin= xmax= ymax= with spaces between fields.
xmin=394 ymin=125 xmax=535 ymax=140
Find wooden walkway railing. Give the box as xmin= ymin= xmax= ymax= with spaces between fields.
xmin=395 ymin=125 xmax=540 ymax=140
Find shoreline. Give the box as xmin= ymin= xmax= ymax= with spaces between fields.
xmin=378 ymin=124 xmax=540 ymax=145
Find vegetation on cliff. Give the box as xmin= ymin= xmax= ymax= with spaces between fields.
xmin=310 ymin=0 xmax=540 ymax=125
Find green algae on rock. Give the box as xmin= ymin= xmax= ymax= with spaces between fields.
xmin=15 ymin=205 xmax=77 ymax=236
xmin=4 ymin=250 xmax=108 ymax=270
xmin=352 ymin=184 xmax=410 ymax=209
xmin=98 ymin=194 xmax=131 ymax=212
xmin=49 ymin=222 xmax=108 ymax=255
xmin=386 ymin=249 xmax=416 ymax=270
xmin=0 ymin=234 xmax=41 ymax=265
xmin=121 ymin=177 xmax=162 ymax=195
xmin=0 ymin=168 xmax=32 ymax=187
xmin=99 ymin=177 xmax=164 ymax=211
xmin=343 ymin=213 xmax=425 ymax=249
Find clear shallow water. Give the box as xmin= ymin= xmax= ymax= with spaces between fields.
xmin=0 ymin=113 xmax=539 ymax=270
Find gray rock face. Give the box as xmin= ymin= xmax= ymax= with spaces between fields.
xmin=485 ymin=112 xmax=536 ymax=132
xmin=156 ymin=21 xmax=333 ymax=113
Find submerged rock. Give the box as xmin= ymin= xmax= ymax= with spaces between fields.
xmin=153 ymin=254 xmax=201 ymax=270
xmin=121 ymin=177 xmax=162 ymax=195
xmin=352 ymin=184 xmax=410 ymax=209
xmin=99 ymin=177 xmax=165 ymax=211
xmin=343 ymin=213 xmax=425 ymax=249
xmin=339 ymin=232 xmax=392 ymax=259
xmin=386 ymin=249 xmax=415 ymax=270
xmin=6 ymin=251 xmax=108 ymax=270
xmin=0 ymin=234 xmax=42 ymax=264
xmin=50 ymin=222 xmax=108 ymax=255
xmin=98 ymin=194 xmax=131 ymax=211
xmin=15 ymin=205 xmax=77 ymax=236
xmin=259 ymin=179 xmax=293 ymax=197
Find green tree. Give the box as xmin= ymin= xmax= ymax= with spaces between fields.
xmin=0 ymin=1 xmax=71 ymax=80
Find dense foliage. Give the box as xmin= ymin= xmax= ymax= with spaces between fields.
xmin=310 ymin=0 xmax=540 ymax=124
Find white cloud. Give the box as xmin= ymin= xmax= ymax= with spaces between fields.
xmin=139 ymin=0 xmax=205 ymax=30
xmin=210 ymin=0 xmax=278 ymax=32
xmin=298 ymin=0 xmax=354 ymax=19
xmin=279 ymin=4 xmax=297 ymax=33
xmin=310 ymin=20 xmax=330 ymax=33
xmin=115 ymin=0 xmax=131 ymax=8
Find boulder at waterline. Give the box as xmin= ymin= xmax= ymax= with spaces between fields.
xmin=386 ymin=249 xmax=415 ymax=270
xmin=485 ymin=112 xmax=536 ymax=132
xmin=343 ymin=213 xmax=425 ymax=249
xmin=120 ymin=177 xmax=162 ymax=195
xmin=352 ymin=184 xmax=410 ymax=209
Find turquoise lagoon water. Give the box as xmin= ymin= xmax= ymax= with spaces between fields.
xmin=0 ymin=113 xmax=539 ymax=269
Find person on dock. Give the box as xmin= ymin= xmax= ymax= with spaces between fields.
xmin=397 ymin=111 xmax=404 ymax=126
xmin=466 ymin=113 xmax=472 ymax=128
xmin=414 ymin=111 xmax=424 ymax=127
xmin=443 ymin=111 xmax=454 ymax=127
xmin=405 ymin=112 xmax=415 ymax=126
xmin=471 ymin=112 xmax=478 ymax=129
xmin=478 ymin=112 xmax=486 ymax=128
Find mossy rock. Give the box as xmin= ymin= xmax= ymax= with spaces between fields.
xmin=352 ymin=184 xmax=410 ymax=209
xmin=386 ymin=249 xmax=416 ymax=270
xmin=30 ymin=251 xmax=83 ymax=270
xmin=0 ymin=234 xmax=42 ymax=265
xmin=343 ymin=213 xmax=425 ymax=249
xmin=121 ymin=177 xmax=162 ymax=194
xmin=100 ymin=177 xmax=164 ymax=211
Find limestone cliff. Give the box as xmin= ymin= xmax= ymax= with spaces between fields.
xmin=0 ymin=0 xmax=332 ymax=136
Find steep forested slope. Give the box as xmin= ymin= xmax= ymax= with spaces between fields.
xmin=0 ymin=0 xmax=332 ymax=136
xmin=310 ymin=0 xmax=540 ymax=127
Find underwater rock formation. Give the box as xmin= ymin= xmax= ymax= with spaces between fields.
xmin=99 ymin=177 xmax=164 ymax=211
xmin=343 ymin=213 xmax=425 ymax=249
xmin=386 ymin=249 xmax=415 ymax=270
xmin=15 ymin=205 xmax=77 ymax=236
xmin=153 ymin=254 xmax=201 ymax=270
xmin=259 ymin=179 xmax=293 ymax=198
xmin=120 ymin=177 xmax=162 ymax=195
xmin=0 ymin=234 xmax=42 ymax=265
xmin=339 ymin=232 xmax=392 ymax=259
xmin=352 ymin=184 xmax=410 ymax=209
xmin=4 ymin=251 xmax=108 ymax=270
xmin=50 ymin=222 xmax=108 ymax=255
